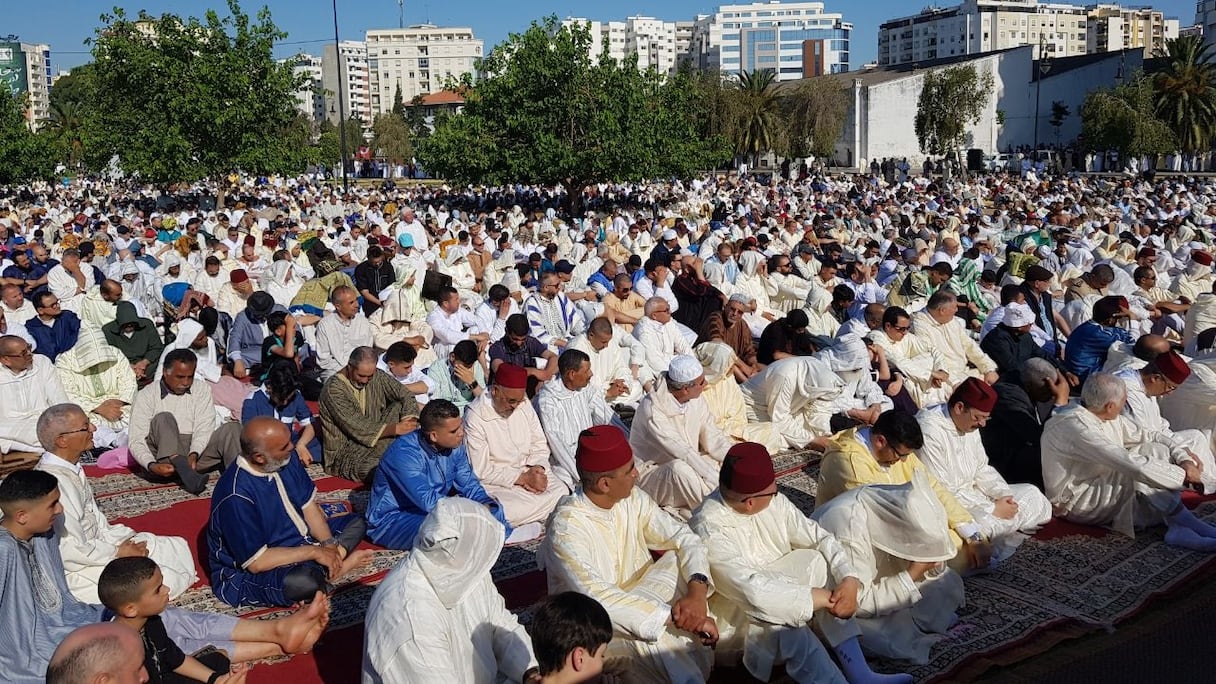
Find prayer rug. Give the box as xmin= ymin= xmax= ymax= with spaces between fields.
xmin=87 ymin=450 xmax=1216 ymax=684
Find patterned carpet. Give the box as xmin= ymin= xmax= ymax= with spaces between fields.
xmin=89 ymin=448 xmax=1216 ymax=684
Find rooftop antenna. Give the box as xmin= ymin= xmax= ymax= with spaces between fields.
xmin=398 ymin=0 xmax=404 ymax=29
xmin=424 ymin=0 xmax=430 ymax=24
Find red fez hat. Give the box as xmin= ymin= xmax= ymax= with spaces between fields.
xmin=243 ymin=235 xmax=256 ymax=247
xmin=949 ymin=377 xmax=998 ymax=413
xmin=1137 ymin=247 xmax=1156 ymax=259
xmin=1154 ymin=350 xmax=1191 ymax=386
xmin=144 ymin=228 xmax=157 ymax=239
xmin=1194 ymin=251 xmax=1214 ymax=266
xmin=720 ymin=442 xmax=775 ymax=495
xmin=576 ymin=425 xmax=633 ymax=473
xmin=494 ymin=363 xmax=528 ymax=390
xmin=229 ymin=269 xmax=250 ymax=284
xmin=377 ymin=235 xmax=394 ymax=248
xmin=262 ymin=236 xmax=279 ymax=249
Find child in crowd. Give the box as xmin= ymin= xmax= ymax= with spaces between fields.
xmin=99 ymin=556 xmax=248 ymax=684
xmin=528 ymin=591 xmax=616 ymax=684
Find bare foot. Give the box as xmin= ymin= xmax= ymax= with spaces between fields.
xmin=338 ymin=549 xmax=374 ymax=580
xmin=278 ymin=592 xmax=329 ymax=654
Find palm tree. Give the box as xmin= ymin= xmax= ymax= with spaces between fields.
xmin=1153 ymin=35 xmax=1216 ymax=155
xmin=44 ymin=100 xmax=86 ymax=169
xmin=732 ymin=68 xmax=783 ymax=167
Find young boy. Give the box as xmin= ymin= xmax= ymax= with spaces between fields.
xmin=379 ymin=340 xmax=433 ymax=405
xmin=99 ymin=556 xmax=248 ymax=684
xmin=527 ymin=591 xmax=615 ymax=684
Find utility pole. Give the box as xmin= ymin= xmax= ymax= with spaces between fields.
xmin=332 ymin=0 xmax=349 ymax=194
xmin=398 ymin=0 xmax=404 ymax=29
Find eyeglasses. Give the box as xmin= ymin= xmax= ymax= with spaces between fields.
xmin=57 ymin=426 xmax=91 ymax=438
xmin=889 ymin=325 xmax=911 ymax=333
xmin=740 ymin=490 xmax=779 ymax=503
xmin=1 ymin=348 xmax=32 ymax=358
xmin=39 ymin=301 xmax=61 ymax=310
xmin=617 ymin=288 xmax=632 ymax=294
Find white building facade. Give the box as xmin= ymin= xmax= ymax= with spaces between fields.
xmin=692 ymin=1 xmax=853 ymax=79
xmin=366 ymin=25 xmax=483 ymax=114
xmin=0 ymin=41 xmax=52 ymax=129
xmin=879 ymin=0 xmax=1177 ymax=67
xmin=563 ymin=17 xmax=689 ymax=74
xmin=322 ymin=40 xmax=373 ymax=128
xmin=288 ymin=53 xmax=325 ymax=123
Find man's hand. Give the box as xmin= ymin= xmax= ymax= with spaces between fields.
xmin=93 ymin=399 xmax=125 ymax=423
xmin=993 ymin=496 xmax=1019 ymax=520
xmin=983 ymin=371 xmax=1000 ymax=385
xmin=295 ymin=444 xmax=313 ymax=467
xmin=828 ymin=577 xmax=861 ymax=619
xmin=516 ymin=467 xmax=548 ymax=493
xmin=670 ymin=584 xmax=709 ymax=633
xmin=393 ymin=415 xmax=419 ymax=436
xmin=811 ymin=587 xmax=834 ymax=610
xmin=930 ymin=370 xmax=950 ymax=388
xmin=116 ymin=539 xmax=149 ymax=558
xmin=907 ymin=561 xmax=937 ymax=582
xmin=694 ymin=617 xmax=719 ymax=646
xmin=215 ymin=663 xmax=251 ymax=684
xmin=1183 ymin=460 xmax=1204 ymax=486
xmin=131 ymin=359 xmax=150 ymax=379
xmin=965 ymin=539 xmax=993 ymax=570
xmin=606 ymin=379 xmax=628 ymax=400
xmin=312 ymin=544 xmax=344 ymax=580
xmin=453 ymin=363 xmax=476 ymax=386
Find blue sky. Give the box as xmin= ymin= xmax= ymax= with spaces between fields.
xmin=5 ymin=0 xmax=1202 ymax=72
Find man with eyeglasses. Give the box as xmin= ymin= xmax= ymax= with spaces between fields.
xmin=696 ymin=293 xmax=758 ymax=381
xmin=0 ymin=335 xmax=68 ymax=462
xmin=817 ymin=409 xmax=992 ymax=574
xmin=1113 ymin=350 xmax=1216 ymax=492
xmin=690 ymin=443 xmax=910 ymax=684
xmin=872 ymin=306 xmax=954 ymax=409
xmin=25 ymin=291 xmax=81 ymax=363
xmin=916 ymin=378 xmax=1052 ymax=565
xmin=602 ymin=273 xmax=646 ymax=333
xmin=34 ymin=403 xmax=197 ymax=604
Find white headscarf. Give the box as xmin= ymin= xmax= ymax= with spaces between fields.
xmin=815 ymin=332 xmax=870 ymax=372
xmin=155 ymin=318 xmax=222 ymax=384
xmin=265 ymin=260 xmax=302 ymax=308
xmin=412 ymin=497 xmax=505 ymax=609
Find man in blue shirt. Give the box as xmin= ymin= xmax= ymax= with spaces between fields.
xmin=366 ymin=398 xmax=508 ymax=550
xmin=208 ymin=416 xmax=371 ymax=608
xmin=2 ymin=249 xmax=50 ymax=300
xmin=1064 ymin=295 xmax=1135 ymax=385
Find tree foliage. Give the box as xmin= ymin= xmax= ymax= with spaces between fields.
xmin=1153 ymin=35 xmax=1216 ymax=154
xmin=419 ymin=16 xmax=729 ymax=203
xmin=85 ymin=0 xmax=307 ymax=181
xmin=731 ymin=69 xmax=784 ymax=164
xmin=372 ymin=113 xmax=413 ymax=175
xmin=0 ymin=89 xmax=57 ymax=184
xmin=782 ymin=77 xmax=849 ymax=158
xmin=1081 ymin=74 xmax=1176 ymax=158
xmin=914 ymin=64 xmax=994 ymax=156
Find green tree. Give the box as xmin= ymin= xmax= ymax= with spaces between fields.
xmin=1081 ymin=74 xmax=1175 ymax=160
xmin=372 ymin=113 xmax=413 ymax=177
xmin=0 ymin=90 xmax=57 ymax=184
xmin=405 ymin=94 xmax=430 ymax=140
xmin=732 ymin=69 xmax=784 ymax=166
xmin=1153 ymin=35 xmax=1216 ymax=154
xmin=781 ymin=77 xmax=849 ymax=159
xmin=1049 ymin=100 xmax=1070 ymax=147
xmin=44 ymin=100 xmax=87 ymax=169
xmin=85 ymin=0 xmax=307 ymax=181
xmin=392 ymin=84 xmax=406 ymax=117
xmin=914 ymin=64 xmax=994 ymax=177
xmin=419 ymin=16 xmax=727 ymax=214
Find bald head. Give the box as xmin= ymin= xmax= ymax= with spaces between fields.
xmin=1132 ymin=334 xmax=1172 ymax=362
xmin=47 ymin=623 xmax=147 ymax=684
xmin=100 ymin=279 xmax=123 ymax=302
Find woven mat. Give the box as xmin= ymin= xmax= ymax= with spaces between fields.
xmin=91 ymin=448 xmax=1216 ymax=683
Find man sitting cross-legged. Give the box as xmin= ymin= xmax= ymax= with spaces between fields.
xmin=207 ymin=416 xmax=372 ymax=608
xmin=689 ymin=442 xmax=912 ymax=684
xmin=34 ymin=403 xmax=198 ymax=604
xmin=0 ymin=470 xmax=330 ymax=684
xmin=540 ymin=425 xmax=719 ymax=683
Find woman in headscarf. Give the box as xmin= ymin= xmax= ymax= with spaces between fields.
xmin=694 ymin=341 xmax=784 ymax=453
xmin=811 ymin=472 xmax=966 ymax=664
xmin=264 ymin=258 xmax=305 ymax=309
xmin=734 ymin=250 xmax=781 ymax=338
xmin=816 ymin=333 xmax=893 ymax=433
xmin=155 ymin=317 xmax=249 ymax=420
xmin=947 ymin=256 xmax=991 ymax=321
xmin=441 ymin=248 xmax=479 ymax=309
xmin=369 ymin=260 xmax=436 ymax=368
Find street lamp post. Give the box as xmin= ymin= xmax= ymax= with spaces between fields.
xmin=332 ymin=0 xmax=349 ymax=194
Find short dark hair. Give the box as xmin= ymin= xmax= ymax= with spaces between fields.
xmin=531 ymin=592 xmax=613 ymax=676
xmin=505 ymin=313 xmax=530 ymax=337
xmin=872 ymin=409 xmax=924 ymax=451
xmin=34 ymin=290 xmax=57 ymax=309
xmin=999 ymin=283 xmax=1022 ymax=306
xmin=452 ymin=339 xmax=479 ymax=366
xmin=928 ymin=262 xmax=954 ymax=278
xmin=487 ymin=283 xmax=510 ymax=303
xmin=831 ymin=283 xmax=855 ymax=303
xmin=266 ymin=311 xmax=288 ymax=333
xmin=161 ymin=348 xmax=198 ymax=372
xmin=383 ymin=341 xmax=417 ymax=364
xmin=1133 ymin=265 xmax=1155 ymax=283
xmin=419 ymin=398 xmax=460 ymax=432
xmin=264 ymin=360 xmax=300 ymax=400
xmin=438 ymin=285 xmax=458 ymax=301
xmin=558 ymin=348 xmax=589 ymax=376
xmin=97 ymin=556 xmax=160 ymax=611
xmin=882 ymin=306 xmax=910 ymax=328
xmin=0 ymin=469 xmax=58 ymax=514
xmin=366 ymin=245 xmax=384 ymax=260
xmin=588 ymin=316 xmax=613 ymax=336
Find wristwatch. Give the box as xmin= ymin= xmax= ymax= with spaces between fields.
xmin=688 ymin=573 xmax=709 ymax=586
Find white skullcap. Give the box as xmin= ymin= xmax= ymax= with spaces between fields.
xmin=728 ymin=292 xmax=754 ymax=305
xmin=1005 ymin=302 xmax=1035 ymax=327
xmin=661 ymin=229 xmax=678 ymax=241
xmin=667 ymin=355 xmax=703 ymax=383
xmin=333 ymin=244 xmax=352 ymax=257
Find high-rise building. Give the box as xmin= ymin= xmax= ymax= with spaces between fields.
xmin=878 ymin=1 xmax=1178 ymax=67
xmin=1197 ymin=0 xmax=1216 ymax=52
xmin=691 ymin=1 xmax=853 ymax=79
xmin=0 ymin=41 xmax=51 ymax=130
xmin=287 ymin=53 xmax=325 ymax=123
xmin=563 ymin=16 xmax=690 ymax=74
xmin=322 ymin=40 xmax=373 ymax=129
xmin=366 ymin=25 xmax=483 ymax=116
